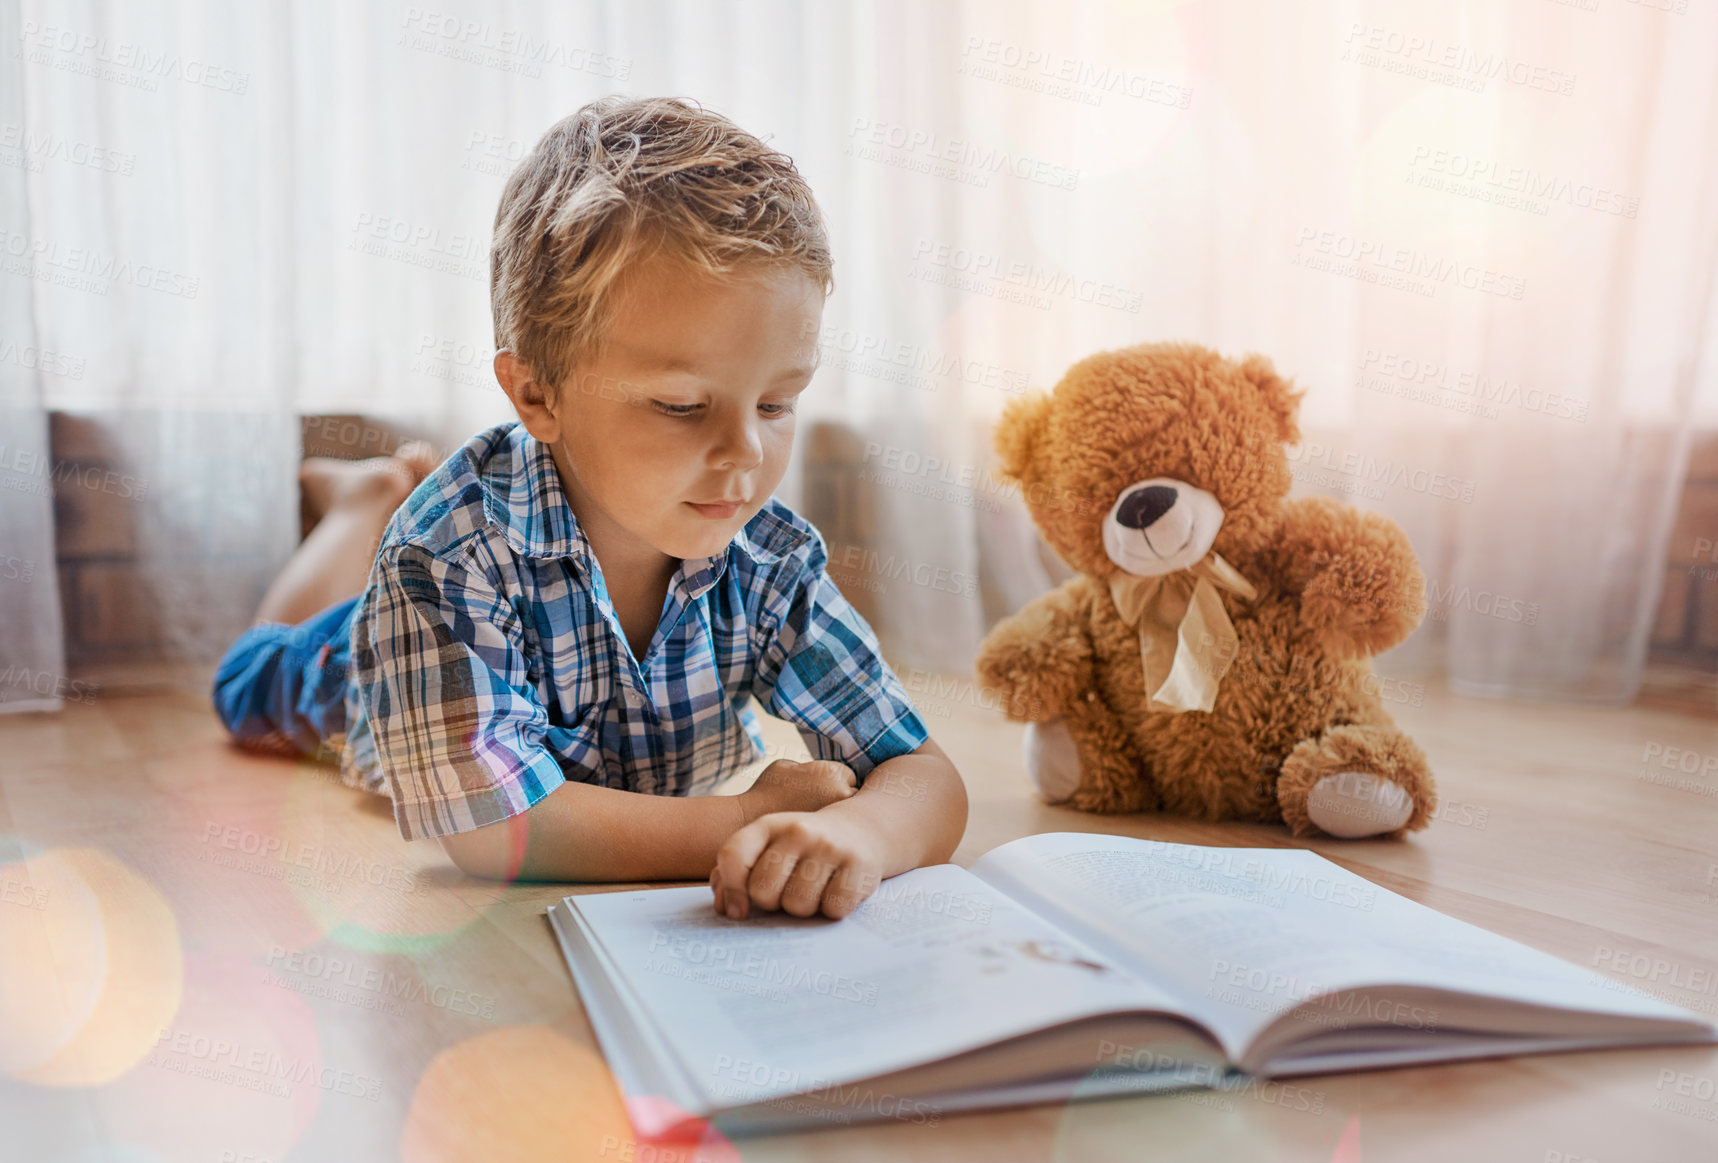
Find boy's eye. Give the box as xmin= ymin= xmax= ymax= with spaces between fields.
xmin=649 ymin=401 xmax=797 ymax=418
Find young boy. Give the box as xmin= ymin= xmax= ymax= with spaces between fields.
xmin=212 ymin=96 xmax=967 ymax=921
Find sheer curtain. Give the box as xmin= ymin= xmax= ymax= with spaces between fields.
xmin=1 ymin=0 xmax=1713 ymax=713
xmin=0 ymin=0 xmax=64 ymax=712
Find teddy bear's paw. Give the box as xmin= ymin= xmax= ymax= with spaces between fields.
xmin=1023 ymin=716 xmax=1082 ymax=804
xmin=1306 ymin=771 xmax=1413 ymax=838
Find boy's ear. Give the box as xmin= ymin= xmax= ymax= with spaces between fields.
xmin=495 ymin=350 xmax=562 ymax=443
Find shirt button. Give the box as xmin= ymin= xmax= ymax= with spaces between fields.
xmin=624 ymin=689 xmax=642 ymax=706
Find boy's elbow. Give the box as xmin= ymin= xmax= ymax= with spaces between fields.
xmin=938 ymin=770 xmax=969 ymax=862
xmin=437 ymin=825 xmax=520 ymax=881
xmin=918 ymin=743 xmax=968 ymax=863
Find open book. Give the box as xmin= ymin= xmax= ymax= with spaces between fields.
xmin=547 ymin=832 xmax=1716 ymax=1136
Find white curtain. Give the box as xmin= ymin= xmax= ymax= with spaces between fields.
xmin=0 ymin=0 xmax=65 ymax=711
xmin=2 ymin=0 xmax=1714 ymax=711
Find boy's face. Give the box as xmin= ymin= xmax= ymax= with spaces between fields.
xmin=497 ymin=254 xmax=824 ymax=569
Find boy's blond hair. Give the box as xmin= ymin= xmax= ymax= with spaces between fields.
xmin=490 ymin=95 xmax=833 ymax=394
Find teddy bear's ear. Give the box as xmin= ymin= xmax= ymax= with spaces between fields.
xmin=1239 ymin=353 xmax=1304 ymax=446
xmin=991 ymin=389 xmax=1056 ymax=485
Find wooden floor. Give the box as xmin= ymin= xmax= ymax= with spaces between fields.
xmin=2 ymin=673 xmax=1716 ymax=1162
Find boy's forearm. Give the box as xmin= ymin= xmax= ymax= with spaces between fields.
xmin=438 ymin=743 xmax=967 ymax=886
xmin=818 ymin=744 xmax=968 ymax=877
xmin=439 ymin=780 xmax=754 ymax=882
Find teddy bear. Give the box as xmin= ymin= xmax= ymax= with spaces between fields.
xmin=973 ymin=341 xmax=1437 ymax=840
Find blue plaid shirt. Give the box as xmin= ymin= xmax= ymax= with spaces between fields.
xmin=334 ymin=421 xmax=929 ymax=841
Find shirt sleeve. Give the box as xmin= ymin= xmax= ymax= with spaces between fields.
xmin=353 ymin=542 xmax=590 ymax=840
xmin=749 ymin=533 xmax=930 ymax=780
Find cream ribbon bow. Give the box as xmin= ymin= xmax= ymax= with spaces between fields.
xmin=1107 ymin=552 xmax=1258 ymax=714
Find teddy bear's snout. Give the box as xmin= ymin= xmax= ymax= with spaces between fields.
xmin=1103 ymin=477 xmax=1226 ymax=576
xmin=1115 ymin=485 xmax=1179 ymax=530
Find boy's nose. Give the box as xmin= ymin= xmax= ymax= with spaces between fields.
xmin=710 ymin=425 xmax=765 ymax=471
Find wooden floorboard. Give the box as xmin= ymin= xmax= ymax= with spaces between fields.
xmin=1 ymin=676 xmax=1715 ymax=1161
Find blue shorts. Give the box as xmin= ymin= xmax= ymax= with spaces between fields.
xmin=211 ymin=595 xmax=361 ymax=760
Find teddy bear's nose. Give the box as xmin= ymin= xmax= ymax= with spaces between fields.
xmin=1115 ymin=485 xmax=1179 ymax=530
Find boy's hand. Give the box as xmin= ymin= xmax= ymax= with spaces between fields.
xmin=739 ymin=758 xmax=858 ymax=819
xmin=710 ymin=811 xmax=886 ymax=921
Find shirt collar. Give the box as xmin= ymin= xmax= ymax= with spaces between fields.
xmin=482 ymin=423 xmax=816 ymax=594
xmin=483 ymin=423 xmax=585 ymax=563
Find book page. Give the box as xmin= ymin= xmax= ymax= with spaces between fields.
xmin=970 ymin=832 xmax=1710 ymax=1061
xmin=567 ymin=862 xmax=1195 ymax=1108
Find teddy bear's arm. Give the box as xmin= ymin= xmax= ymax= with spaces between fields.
xmin=974 ymin=583 xmax=1097 ymax=721
xmin=1272 ymin=496 xmax=1427 ymax=656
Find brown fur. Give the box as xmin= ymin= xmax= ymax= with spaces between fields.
xmin=974 ymin=342 xmax=1438 ymax=837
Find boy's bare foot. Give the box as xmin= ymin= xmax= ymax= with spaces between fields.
xmin=299 ymin=440 xmax=443 ymax=527
xmin=264 ymin=440 xmax=449 ymax=623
